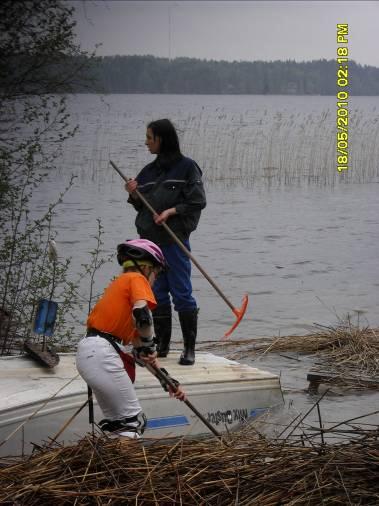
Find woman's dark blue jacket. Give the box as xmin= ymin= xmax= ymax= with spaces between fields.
xmin=127 ymin=155 xmax=206 ymax=246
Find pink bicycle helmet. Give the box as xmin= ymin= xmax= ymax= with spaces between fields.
xmin=117 ymin=239 xmax=166 ymax=269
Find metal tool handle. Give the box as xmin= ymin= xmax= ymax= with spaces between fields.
xmin=145 ymin=362 xmax=222 ymax=439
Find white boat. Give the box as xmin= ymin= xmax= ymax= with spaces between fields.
xmin=0 ymin=351 xmax=283 ymax=456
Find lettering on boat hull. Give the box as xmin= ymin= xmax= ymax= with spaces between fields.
xmin=206 ymin=408 xmax=249 ymax=426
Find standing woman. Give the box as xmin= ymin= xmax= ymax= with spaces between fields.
xmin=76 ymin=239 xmax=186 ymax=438
xmin=126 ymin=119 xmax=206 ymax=365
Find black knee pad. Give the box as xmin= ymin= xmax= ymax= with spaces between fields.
xmin=99 ymin=412 xmax=147 ymax=435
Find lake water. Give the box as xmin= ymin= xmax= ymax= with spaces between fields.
xmin=31 ymin=94 xmax=379 ymax=435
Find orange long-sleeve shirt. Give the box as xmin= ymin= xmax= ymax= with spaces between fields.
xmin=87 ymin=272 xmax=156 ymax=344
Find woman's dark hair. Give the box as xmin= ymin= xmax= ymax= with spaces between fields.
xmin=147 ymin=119 xmax=182 ymax=157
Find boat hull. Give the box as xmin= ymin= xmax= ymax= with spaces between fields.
xmin=0 ymin=351 xmax=283 ymax=456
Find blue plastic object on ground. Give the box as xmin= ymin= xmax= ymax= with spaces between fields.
xmin=33 ymin=299 xmax=58 ymax=337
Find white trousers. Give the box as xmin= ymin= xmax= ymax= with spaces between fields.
xmin=76 ymin=334 xmax=142 ymax=423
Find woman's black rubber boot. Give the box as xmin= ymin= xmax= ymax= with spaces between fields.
xmin=153 ymin=305 xmax=172 ymax=358
xmin=178 ymin=309 xmax=198 ymax=365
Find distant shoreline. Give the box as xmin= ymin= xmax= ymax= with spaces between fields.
xmin=76 ymin=55 xmax=379 ymax=96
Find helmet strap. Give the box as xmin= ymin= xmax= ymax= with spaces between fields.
xmin=123 ymin=259 xmax=154 ymax=280
xmin=122 ymin=260 xmax=153 ymax=270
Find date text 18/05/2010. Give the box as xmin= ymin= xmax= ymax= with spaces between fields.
xmin=336 ymin=24 xmax=348 ymax=173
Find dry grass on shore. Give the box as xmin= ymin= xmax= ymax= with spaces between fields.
xmin=0 ymin=424 xmax=378 ymax=505
xmin=199 ymin=325 xmax=379 ymax=390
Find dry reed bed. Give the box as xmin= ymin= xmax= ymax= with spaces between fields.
xmin=199 ymin=326 xmax=379 ymax=389
xmin=0 ymin=426 xmax=378 ymax=505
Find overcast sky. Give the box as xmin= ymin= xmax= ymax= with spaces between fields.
xmin=70 ymin=1 xmax=379 ymax=67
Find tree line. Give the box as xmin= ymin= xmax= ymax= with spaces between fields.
xmin=81 ymin=55 xmax=379 ymax=95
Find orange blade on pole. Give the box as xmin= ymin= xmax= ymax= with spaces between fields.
xmin=222 ymin=294 xmax=249 ymax=340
